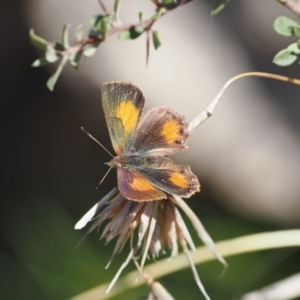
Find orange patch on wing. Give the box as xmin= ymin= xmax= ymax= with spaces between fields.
xmin=129 ymin=177 xmax=156 ymax=191
xmin=160 ymin=119 xmax=180 ymax=144
xmin=116 ymin=100 xmax=139 ymax=137
xmin=169 ymin=172 xmax=189 ymax=188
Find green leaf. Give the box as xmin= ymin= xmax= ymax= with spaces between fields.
xmin=54 ymin=42 xmax=64 ymax=51
xmin=45 ymin=45 xmax=59 ymax=63
xmin=75 ymin=24 xmax=83 ymax=41
xmin=287 ymin=42 xmax=300 ymax=54
xmin=273 ymin=48 xmax=298 ymax=66
xmin=118 ymin=27 xmax=144 ymax=40
xmin=46 ymin=60 xmax=66 ymax=91
xmin=211 ymin=0 xmax=230 ymax=18
xmin=152 ymin=30 xmax=162 ymax=50
xmin=83 ymin=45 xmax=98 ymax=57
xmin=69 ymin=51 xmax=83 ymax=69
xmin=89 ymin=15 xmax=112 ymax=40
xmin=114 ymin=0 xmax=121 ymax=15
xmin=29 ymin=29 xmax=48 ymax=51
xmin=139 ymin=12 xmax=144 ymax=27
xmin=152 ymin=7 xmax=166 ymax=21
xmin=274 ymin=16 xmax=298 ymax=37
xmin=159 ymin=0 xmax=177 ymax=7
xmin=31 ymin=58 xmax=50 ymax=67
xmin=62 ymin=24 xmax=70 ymax=49
xmin=294 ymin=25 xmax=300 ymax=37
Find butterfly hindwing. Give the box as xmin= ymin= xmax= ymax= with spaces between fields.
xmin=117 ymin=168 xmax=166 ymax=201
xmin=101 ymin=82 xmax=145 ymax=155
xmin=120 ymin=155 xmax=200 ymax=199
xmin=131 ymin=107 xmax=190 ymax=155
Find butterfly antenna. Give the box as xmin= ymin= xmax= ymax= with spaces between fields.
xmin=96 ymin=163 xmax=115 ymax=189
xmin=81 ymin=127 xmax=114 ymax=158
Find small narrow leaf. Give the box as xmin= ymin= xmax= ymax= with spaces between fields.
xmin=54 ymin=42 xmax=64 ymax=51
xmin=160 ymin=0 xmax=176 ymax=7
xmin=114 ymin=0 xmax=121 ymax=15
xmin=75 ymin=24 xmax=83 ymax=41
xmin=152 ymin=7 xmax=166 ymax=21
xmin=118 ymin=27 xmax=144 ymax=40
xmin=90 ymin=14 xmax=103 ymax=28
xmin=274 ymin=16 xmax=298 ymax=37
xmin=31 ymin=58 xmax=50 ymax=67
xmin=89 ymin=15 xmax=112 ymax=40
xmin=62 ymin=24 xmax=70 ymax=49
xmin=45 ymin=45 xmax=59 ymax=63
xmin=100 ymin=16 xmax=112 ymax=40
xmin=287 ymin=42 xmax=300 ymax=54
xmin=152 ymin=30 xmax=162 ymax=50
xmin=294 ymin=25 xmax=300 ymax=37
xmin=29 ymin=29 xmax=48 ymax=52
xmin=273 ymin=48 xmax=298 ymax=66
xmin=69 ymin=51 xmax=83 ymax=69
xmin=46 ymin=60 xmax=66 ymax=91
xmin=211 ymin=0 xmax=230 ymax=18
xmin=139 ymin=12 xmax=144 ymax=27
xmin=83 ymin=45 xmax=98 ymax=57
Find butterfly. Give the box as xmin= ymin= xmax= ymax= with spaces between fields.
xmin=101 ymin=81 xmax=200 ymax=202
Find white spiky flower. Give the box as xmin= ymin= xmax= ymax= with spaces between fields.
xmin=75 ymin=187 xmax=226 ymax=300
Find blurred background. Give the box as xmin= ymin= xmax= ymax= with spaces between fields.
xmin=1 ymin=0 xmax=300 ymax=299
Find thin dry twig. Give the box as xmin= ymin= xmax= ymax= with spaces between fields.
xmin=188 ymin=72 xmax=300 ymax=133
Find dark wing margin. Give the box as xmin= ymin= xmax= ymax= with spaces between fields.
xmin=135 ymin=164 xmax=200 ymax=198
xmin=131 ymin=107 xmax=190 ymax=155
xmin=117 ymin=168 xmax=166 ymax=201
xmin=101 ymin=82 xmax=145 ymax=155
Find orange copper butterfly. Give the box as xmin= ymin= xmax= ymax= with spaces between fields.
xmin=101 ymin=81 xmax=200 ymax=202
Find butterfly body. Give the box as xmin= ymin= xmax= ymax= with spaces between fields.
xmin=102 ymin=82 xmax=200 ymax=202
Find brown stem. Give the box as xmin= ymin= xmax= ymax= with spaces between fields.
xmin=57 ymin=0 xmax=191 ymax=63
xmin=277 ymin=0 xmax=300 ymax=16
xmin=98 ymin=0 xmax=110 ymax=15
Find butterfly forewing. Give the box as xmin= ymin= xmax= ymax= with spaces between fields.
xmin=101 ymin=82 xmax=145 ymax=155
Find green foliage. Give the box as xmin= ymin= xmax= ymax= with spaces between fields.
xmin=30 ymin=0 xmax=182 ymax=91
xmin=45 ymin=45 xmax=59 ymax=63
xmin=46 ymin=59 xmax=67 ymax=91
xmin=69 ymin=51 xmax=83 ymax=69
xmin=152 ymin=30 xmax=162 ymax=50
xmin=273 ymin=43 xmax=300 ymax=66
xmin=274 ymin=16 xmax=299 ymax=37
xmin=29 ymin=29 xmax=48 ymax=51
xmin=30 ymin=1 xmax=300 ymax=90
xmin=31 ymin=58 xmax=50 ymax=67
xmin=62 ymin=24 xmax=70 ymax=49
xmin=89 ymin=14 xmax=113 ymax=40
xmin=118 ymin=27 xmax=144 ymax=40
xmin=75 ymin=24 xmax=83 ymax=41
xmin=211 ymin=0 xmax=230 ymax=18
xmin=273 ymin=16 xmax=300 ymax=66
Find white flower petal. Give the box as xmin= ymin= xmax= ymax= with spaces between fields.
xmin=172 ymin=195 xmax=227 ymax=267
xmin=75 ymin=187 xmax=117 ymax=229
xmin=173 ymin=206 xmax=196 ymax=251
xmin=180 ymin=238 xmax=211 ymax=300
xmin=138 ymin=202 xmax=158 ymax=280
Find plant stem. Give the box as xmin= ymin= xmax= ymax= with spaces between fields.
xmin=70 ymin=229 xmax=300 ymax=300
xmin=276 ymin=0 xmax=300 ymax=16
